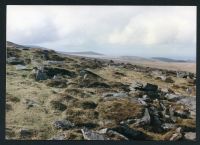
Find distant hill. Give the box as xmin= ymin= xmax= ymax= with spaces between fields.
xmin=6 ymin=41 xmax=29 ymax=49
xmin=62 ymin=51 xmax=104 ymax=56
xmin=6 ymin=41 xmax=50 ymax=50
xmin=120 ymin=56 xmax=154 ymax=62
xmin=23 ymin=45 xmax=49 ymax=50
xmin=151 ymin=57 xmax=188 ymax=63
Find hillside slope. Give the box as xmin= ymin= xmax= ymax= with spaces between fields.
xmin=6 ymin=42 xmax=196 ymax=140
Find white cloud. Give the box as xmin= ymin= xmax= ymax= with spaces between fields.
xmin=7 ymin=6 xmax=196 ymax=59
xmin=108 ymin=7 xmax=196 ymax=46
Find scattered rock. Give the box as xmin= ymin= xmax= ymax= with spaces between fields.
xmin=80 ymin=69 xmax=103 ymax=81
xmin=155 ymin=75 xmax=167 ymax=81
xmin=7 ymin=57 xmax=24 ymax=65
xmin=165 ymin=94 xmax=180 ymax=101
xmin=169 ymin=107 xmax=177 ymax=123
xmin=184 ymin=132 xmax=196 ymax=141
xmin=102 ymin=92 xmax=128 ymax=98
xmin=134 ymin=108 xmax=151 ymax=126
xmin=53 ymin=120 xmax=75 ymax=130
xmin=36 ymin=69 xmax=48 ymax=81
xmin=112 ymin=125 xmax=147 ymax=140
xmin=143 ymin=83 xmax=158 ymax=92
xmin=129 ymin=81 xmax=143 ymax=91
xmin=161 ymin=123 xmax=176 ymax=131
xmin=19 ymin=128 xmax=33 ymax=138
xmin=169 ymin=127 xmax=183 ymax=141
xmin=107 ymin=130 xmax=129 ymax=140
xmin=149 ymin=106 xmax=163 ymax=132
xmin=49 ymin=134 xmax=65 ymax=140
xmin=174 ymin=110 xmax=190 ymax=119
xmin=137 ymin=98 xmax=147 ymax=106
xmin=177 ymin=96 xmax=196 ymax=112
xmin=81 ymin=128 xmax=108 ymax=140
xmin=44 ymin=67 xmax=76 ymax=78
xmin=98 ymin=128 xmax=128 ymax=140
xmin=169 ymin=132 xmax=182 ymax=141
xmin=23 ymin=99 xmax=40 ymax=109
xmin=176 ymin=71 xmax=188 ymax=78
xmin=15 ymin=65 xmax=27 ymax=70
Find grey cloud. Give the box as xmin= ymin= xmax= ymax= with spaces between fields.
xmin=7 ymin=6 xmax=196 ymax=59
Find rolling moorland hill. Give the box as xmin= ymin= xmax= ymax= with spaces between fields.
xmin=6 ymin=41 xmax=196 ymax=140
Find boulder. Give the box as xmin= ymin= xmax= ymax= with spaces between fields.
xmin=174 ymin=110 xmax=190 ymax=119
xmin=177 ymin=96 xmax=196 ymax=113
xmin=49 ymin=134 xmax=65 ymax=140
xmin=165 ymin=94 xmax=180 ymax=101
xmin=169 ymin=127 xmax=183 ymax=141
xmin=53 ymin=120 xmax=75 ymax=130
xmin=98 ymin=128 xmax=128 ymax=140
xmin=169 ymin=132 xmax=182 ymax=141
xmin=176 ymin=71 xmax=188 ymax=78
xmin=44 ymin=67 xmax=76 ymax=78
xmin=137 ymin=98 xmax=147 ymax=106
xmin=169 ymin=107 xmax=177 ymax=123
xmin=134 ymin=108 xmax=150 ymax=126
xmin=161 ymin=123 xmax=176 ymax=131
xmin=107 ymin=130 xmax=129 ymax=140
xmin=81 ymin=128 xmax=108 ymax=140
xmin=35 ymin=68 xmax=48 ymax=81
xmin=149 ymin=106 xmax=163 ymax=132
xmin=23 ymin=99 xmax=40 ymax=109
xmin=184 ymin=132 xmax=196 ymax=141
xmin=112 ymin=125 xmax=147 ymax=140
xmin=80 ymin=69 xmax=103 ymax=81
xmin=143 ymin=83 xmax=158 ymax=92
xmin=7 ymin=57 xmax=24 ymax=65
xmin=15 ymin=65 xmax=27 ymax=70
xmin=19 ymin=128 xmax=33 ymax=138
xmin=155 ymin=75 xmax=166 ymax=81
xmin=129 ymin=81 xmax=143 ymax=91
xmin=102 ymin=92 xmax=128 ymax=98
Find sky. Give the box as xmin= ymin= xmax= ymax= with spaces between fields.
xmin=7 ymin=6 xmax=196 ymax=60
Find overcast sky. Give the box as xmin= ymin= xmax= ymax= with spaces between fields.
xmin=7 ymin=6 xmax=196 ymax=59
